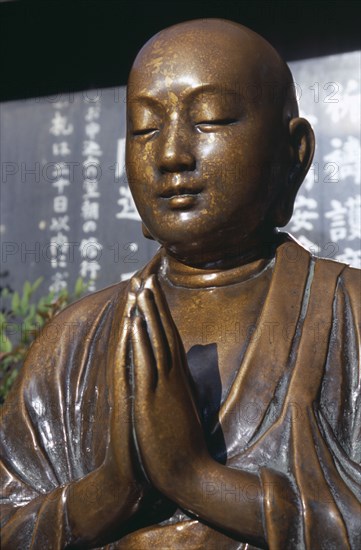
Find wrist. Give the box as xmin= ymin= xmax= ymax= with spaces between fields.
xmin=171 ymin=458 xmax=267 ymax=547
xmin=65 ymin=467 xmax=145 ymax=547
xmin=168 ymin=454 xmax=219 ymax=511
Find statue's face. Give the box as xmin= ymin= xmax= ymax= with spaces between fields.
xmin=126 ymin=25 xmax=289 ymax=261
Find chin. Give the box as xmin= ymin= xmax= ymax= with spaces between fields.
xmin=149 ymin=221 xmax=209 ymax=246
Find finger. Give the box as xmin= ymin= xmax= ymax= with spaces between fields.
xmin=110 ymin=309 xmax=132 ymax=429
xmin=123 ymin=290 xmax=137 ymax=319
xmin=129 ymin=275 xmax=142 ymax=294
xmin=132 ymin=316 xmax=157 ymax=394
xmin=136 ymin=287 xmax=171 ymax=374
xmin=143 ymin=275 xmax=182 ymax=366
xmin=111 ymin=291 xmax=136 ymax=402
xmin=130 ymin=317 xmax=155 ymax=485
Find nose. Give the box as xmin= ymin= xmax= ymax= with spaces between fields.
xmin=158 ymin=120 xmax=196 ymax=173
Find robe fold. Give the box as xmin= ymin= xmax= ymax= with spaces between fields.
xmin=1 ymin=238 xmax=360 ymax=549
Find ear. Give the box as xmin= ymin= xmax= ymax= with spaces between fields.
xmin=142 ymin=222 xmax=155 ymax=240
xmin=272 ymin=117 xmax=315 ymax=227
xmin=289 ymin=117 xmax=315 ymax=182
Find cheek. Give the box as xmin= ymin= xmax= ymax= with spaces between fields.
xmin=127 ymin=149 xmax=156 ymax=191
xmin=125 ymin=143 xmax=156 ymax=181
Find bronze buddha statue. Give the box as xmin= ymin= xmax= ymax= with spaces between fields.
xmin=1 ymin=19 xmax=360 ymax=549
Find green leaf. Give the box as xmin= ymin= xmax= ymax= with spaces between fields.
xmin=23 ymin=281 xmax=32 ymax=301
xmin=0 ymin=312 xmax=6 ymax=328
xmin=0 ymin=335 xmax=12 ymax=353
xmin=0 ymin=368 xmax=20 ymax=401
xmin=1 ymin=288 xmax=10 ymax=299
xmin=1 ymin=355 xmax=15 ymax=370
xmin=74 ymin=277 xmax=85 ymax=297
xmin=35 ymin=314 xmax=44 ymax=326
xmin=22 ymin=319 xmax=36 ymax=344
xmin=31 ymin=277 xmax=44 ymax=294
xmin=37 ymin=296 xmax=49 ymax=309
xmin=26 ymin=304 xmax=36 ymax=322
xmin=20 ymin=292 xmax=29 ymax=316
xmin=11 ymin=292 xmax=20 ymax=314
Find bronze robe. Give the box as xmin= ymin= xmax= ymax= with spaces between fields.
xmin=1 ymin=238 xmax=360 ymax=549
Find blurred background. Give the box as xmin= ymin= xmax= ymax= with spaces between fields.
xmin=1 ymin=0 xmax=360 ymax=297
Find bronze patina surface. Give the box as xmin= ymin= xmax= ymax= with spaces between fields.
xmin=1 ymin=19 xmax=360 ymax=549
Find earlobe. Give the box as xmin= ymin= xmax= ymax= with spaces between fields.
xmin=289 ymin=117 xmax=315 ymax=183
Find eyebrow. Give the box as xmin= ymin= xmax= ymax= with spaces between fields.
xmin=127 ymin=95 xmax=163 ymax=109
xmin=128 ymin=83 xmax=242 ymax=107
xmin=188 ymin=84 xmax=241 ymax=99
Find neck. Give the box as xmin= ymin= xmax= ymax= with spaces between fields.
xmin=159 ymin=231 xmax=285 ymax=289
xmin=164 ymin=228 xmax=282 ymax=270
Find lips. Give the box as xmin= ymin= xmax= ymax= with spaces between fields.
xmin=159 ymin=186 xmax=203 ymax=198
xmin=158 ymin=185 xmax=203 ymax=210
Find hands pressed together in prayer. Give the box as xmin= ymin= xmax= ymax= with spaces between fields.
xmin=126 ymin=274 xmax=210 ymax=497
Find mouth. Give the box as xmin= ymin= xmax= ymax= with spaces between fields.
xmin=159 ymin=186 xmax=203 ymax=199
xmin=159 ymin=187 xmax=203 ymax=210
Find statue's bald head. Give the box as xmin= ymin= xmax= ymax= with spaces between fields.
xmin=129 ymin=18 xmax=299 ymax=125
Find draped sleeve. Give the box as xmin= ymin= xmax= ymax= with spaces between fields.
xmin=0 ymin=282 xmax=124 ymax=549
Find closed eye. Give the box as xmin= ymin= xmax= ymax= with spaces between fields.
xmin=195 ymin=118 xmax=239 ymax=131
xmin=132 ymin=128 xmax=158 ymax=136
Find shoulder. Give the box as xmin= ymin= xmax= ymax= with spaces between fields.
xmin=279 ymin=237 xmax=360 ymax=316
xmin=2 ymin=280 xmax=131 ymax=411
xmin=284 ymin=234 xmax=360 ymax=288
xmin=314 ymin=255 xmax=361 ymax=296
xmin=340 ymin=264 xmax=361 ymax=294
xmin=310 ymin=256 xmax=360 ymax=335
xmin=51 ymin=279 xmax=130 ymax=323
xmin=18 ymin=280 xmax=129 ymax=377
xmin=339 ymin=265 xmax=361 ymax=322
